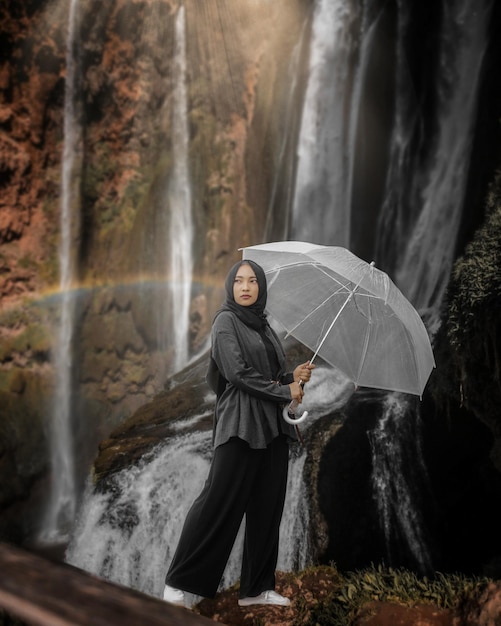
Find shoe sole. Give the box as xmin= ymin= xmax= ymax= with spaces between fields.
xmin=238 ymin=599 xmax=291 ymax=607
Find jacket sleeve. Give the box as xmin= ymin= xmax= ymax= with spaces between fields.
xmin=212 ymin=314 xmax=292 ymax=403
xmin=280 ymin=372 xmax=294 ymax=385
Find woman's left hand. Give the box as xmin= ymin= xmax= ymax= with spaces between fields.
xmin=294 ymin=361 xmax=315 ymax=384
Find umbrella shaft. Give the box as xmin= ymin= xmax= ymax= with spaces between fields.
xmin=310 ymin=262 xmax=374 ymax=365
xmin=310 ymin=291 xmax=353 ymax=365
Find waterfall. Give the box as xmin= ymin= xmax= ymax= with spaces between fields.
xmin=66 ymin=413 xmax=315 ymax=597
xmin=378 ymin=0 xmax=494 ymax=334
xmin=368 ymin=0 xmax=493 ymax=572
xmin=369 ymin=394 xmax=433 ymax=573
xmin=344 ymin=0 xmax=386 ymax=228
xmin=265 ymin=22 xmax=306 ymax=240
xmin=291 ymin=0 xmax=359 ymax=246
xmin=38 ymin=0 xmax=80 ymax=544
xmin=291 ymin=0 xmax=493 ymax=572
xmin=66 ymin=427 xmax=213 ymax=597
xmin=166 ymin=4 xmax=193 ymax=373
xmin=66 ymin=366 xmax=348 ymax=595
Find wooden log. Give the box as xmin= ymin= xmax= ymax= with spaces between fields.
xmin=0 ymin=542 xmax=220 ymax=626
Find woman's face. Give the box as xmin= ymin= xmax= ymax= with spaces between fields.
xmin=233 ymin=263 xmax=259 ymax=307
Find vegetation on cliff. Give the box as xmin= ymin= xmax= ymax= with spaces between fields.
xmin=442 ymin=170 xmax=501 ymax=470
xmin=448 ymin=170 xmax=501 ymax=347
xmin=194 ymin=563 xmax=492 ymax=626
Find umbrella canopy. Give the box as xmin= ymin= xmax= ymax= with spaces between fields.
xmin=241 ymin=241 xmax=435 ymax=398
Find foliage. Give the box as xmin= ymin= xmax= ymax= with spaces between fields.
xmin=83 ymin=143 xmax=116 ymax=207
xmin=0 ymin=308 xmax=52 ymax=364
xmin=293 ymin=563 xmax=491 ymax=626
xmin=447 ymin=169 xmax=501 ymax=348
xmin=39 ymin=197 xmax=61 ymax=286
xmin=17 ymin=253 xmax=37 ymax=270
xmin=0 ymin=304 xmax=34 ymax=329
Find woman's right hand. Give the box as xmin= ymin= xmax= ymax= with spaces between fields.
xmin=289 ymin=381 xmax=304 ymax=403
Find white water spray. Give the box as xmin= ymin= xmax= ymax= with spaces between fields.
xmin=66 ymin=407 xmax=314 ymax=598
xmin=369 ymin=0 xmax=493 ymax=571
xmin=370 ymin=395 xmax=433 ymax=573
xmin=291 ymin=0 xmax=359 ymax=246
xmin=384 ymin=0 xmax=494 ymax=334
xmin=167 ymin=4 xmax=193 ymax=373
xmin=344 ymin=0 xmax=385 ymax=223
xmin=265 ymin=22 xmax=306 ymax=240
xmin=39 ymin=0 xmax=80 ymax=544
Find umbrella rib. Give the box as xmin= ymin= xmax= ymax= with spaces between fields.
xmin=267 ymin=263 xmax=353 ymax=292
xmin=283 ymin=285 xmax=352 ymax=339
xmin=309 ymin=291 xmax=356 ymax=364
xmin=308 ymin=262 xmax=376 ymax=365
xmin=356 ymin=289 xmax=373 ymax=382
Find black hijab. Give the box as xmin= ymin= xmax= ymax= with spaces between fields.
xmin=216 ymin=260 xmax=269 ymax=330
xmin=206 ymin=260 xmax=279 ymax=396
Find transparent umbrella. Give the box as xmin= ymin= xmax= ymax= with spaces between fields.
xmin=241 ymin=241 xmax=435 ymax=423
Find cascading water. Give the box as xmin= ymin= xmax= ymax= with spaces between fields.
xmin=166 ymin=4 xmax=193 ymax=373
xmin=291 ymin=0 xmax=359 ymax=246
xmin=66 ymin=426 xmax=214 ymax=597
xmin=38 ymin=0 xmax=80 ymax=544
xmin=65 ymin=366 xmax=349 ymax=596
xmin=368 ymin=0 xmax=493 ymax=572
xmin=265 ymin=23 xmax=306 ymax=240
xmin=369 ymin=394 xmax=433 ymax=572
xmin=377 ymin=0 xmax=494 ymax=333
xmin=289 ymin=0 xmax=493 ymax=573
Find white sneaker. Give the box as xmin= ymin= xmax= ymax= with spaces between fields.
xmin=163 ymin=584 xmax=185 ymax=607
xmin=238 ymin=590 xmax=291 ymax=607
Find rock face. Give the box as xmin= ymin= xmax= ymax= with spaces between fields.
xmin=454 ymin=581 xmax=501 ymax=626
xmin=0 ymin=2 xmax=64 ymax=297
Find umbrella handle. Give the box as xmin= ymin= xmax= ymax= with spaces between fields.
xmin=282 ymin=406 xmax=309 ymax=424
xmin=282 ymin=378 xmax=309 ymax=424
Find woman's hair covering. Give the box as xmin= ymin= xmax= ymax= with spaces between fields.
xmin=206 ymin=260 xmax=269 ymax=395
xmin=217 ymin=260 xmax=268 ymax=330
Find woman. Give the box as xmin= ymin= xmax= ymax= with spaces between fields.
xmin=163 ymin=259 xmax=314 ymax=608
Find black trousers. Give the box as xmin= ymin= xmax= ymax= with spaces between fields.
xmin=165 ymin=435 xmax=289 ymax=598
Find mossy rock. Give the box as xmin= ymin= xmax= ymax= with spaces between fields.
xmin=93 ymin=371 xmax=214 ymax=487
xmin=443 ymin=172 xmax=501 ymax=468
xmin=0 ymin=384 xmax=50 ymax=507
xmin=0 ymin=368 xmax=27 ymax=394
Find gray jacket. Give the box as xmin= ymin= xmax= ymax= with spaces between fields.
xmin=211 ymin=310 xmax=298 ymax=449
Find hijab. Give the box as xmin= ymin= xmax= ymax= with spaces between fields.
xmin=206 ymin=260 xmax=279 ymax=396
xmin=216 ymin=260 xmax=269 ymax=330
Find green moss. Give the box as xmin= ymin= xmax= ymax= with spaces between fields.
xmin=0 ymin=302 xmax=52 ymax=365
xmin=94 ymin=158 xmax=165 ymax=241
xmin=38 ymin=252 xmax=59 ymax=287
xmin=17 ymin=253 xmax=37 ymax=270
xmin=83 ymin=143 xmax=116 ymax=206
xmin=118 ymin=174 xmax=151 ymax=234
xmin=447 ymin=170 xmax=501 ymax=348
xmin=0 ymin=370 xmax=20 ymax=393
xmin=0 ymin=306 xmax=33 ymax=329
xmin=13 ymin=324 xmax=52 ymax=354
xmin=126 ymin=363 xmax=148 ymax=386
